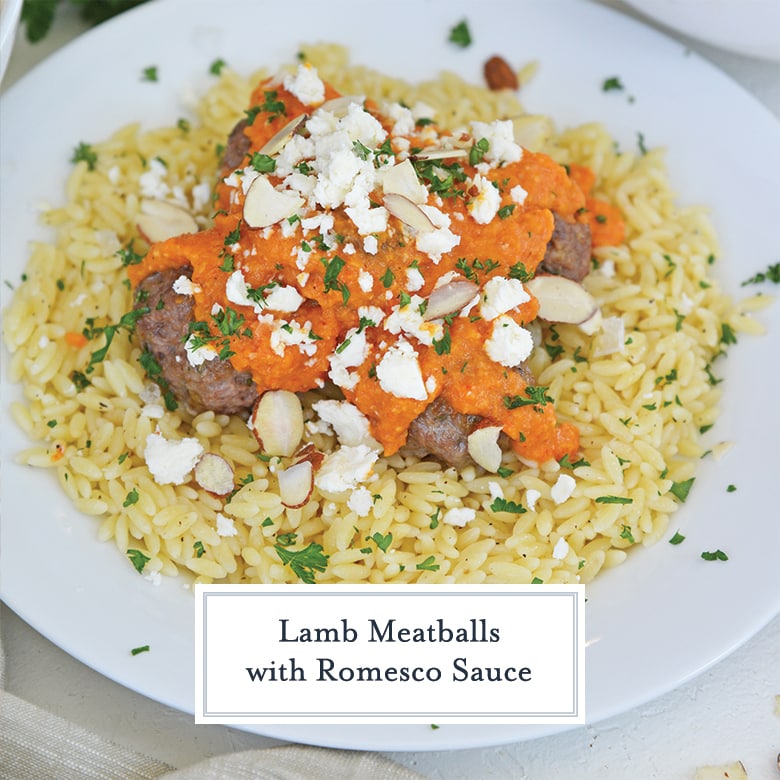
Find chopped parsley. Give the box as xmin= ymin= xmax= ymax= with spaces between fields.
xmin=448 ymin=19 xmax=472 ymax=48
xmin=210 ymin=58 xmax=227 ymax=76
xmin=193 ymin=540 xmax=206 ymax=558
xmin=595 ymin=495 xmax=633 ymax=505
xmin=669 ymin=478 xmax=695 ymax=502
xmin=274 ymin=542 xmax=329 ymax=584
xmin=321 ymin=255 xmax=350 ymax=303
xmin=416 ymin=555 xmax=440 ymax=572
xmin=130 ymin=645 xmax=150 ymax=656
xmin=71 ymin=142 xmax=97 ymax=170
xmin=126 ymin=548 xmax=150 ymax=574
xmin=741 ymin=262 xmax=780 ymax=286
xmin=602 ymin=76 xmax=624 ymax=92
xmin=141 ymin=66 xmax=158 ymax=82
xmin=490 ymin=497 xmax=526 ymax=514
xmin=123 ymin=488 xmax=139 ymax=507
xmin=668 ymin=531 xmax=686 ymax=545
xmin=84 ymin=308 xmax=149 ymax=373
xmin=701 ymin=549 xmax=728 ymax=562
xmin=503 ymin=385 xmax=553 ymax=410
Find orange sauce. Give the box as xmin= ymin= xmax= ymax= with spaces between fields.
xmin=129 ymin=77 xmax=626 ymax=464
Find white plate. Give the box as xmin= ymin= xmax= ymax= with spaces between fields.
xmin=1 ymin=0 xmax=779 ymax=752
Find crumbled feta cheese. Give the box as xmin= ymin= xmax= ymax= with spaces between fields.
xmin=328 ymin=327 xmax=368 ymax=391
xmin=480 ymin=277 xmax=531 ymax=320
xmin=525 ymin=488 xmax=542 ymax=511
xmin=467 ymin=174 xmax=502 ymax=224
xmin=347 ymin=486 xmax=375 ymax=517
xmin=383 ymin=296 xmax=442 ymax=346
xmin=510 ymin=184 xmax=528 ymax=205
xmin=376 ymin=339 xmax=428 ymax=400
xmin=358 ymin=269 xmax=374 ymax=292
xmin=357 ymin=305 xmax=385 ymax=326
xmin=139 ymin=158 xmax=170 ymax=199
xmin=598 ymin=259 xmax=616 ymax=278
xmin=172 ymin=275 xmax=201 ymax=296
xmin=192 ymin=181 xmax=212 ymax=212
xmin=488 ymin=481 xmax=504 ymax=501
xmin=314 ymin=444 xmax=379 ymax=494
xmin=470 ymin=119 xmax=523 ymax=165
xmin=283 ymin=63 xmax=325 ymax=106
xmin=264 ymin=284 xmax=304 ymax=313
xmin=269 ymin=318 xmax=319 ymax=357
xmin=216 ymin=513 xmax=238 ymax=537
xmin=416 ymin=205 xmax=460 ymax=261
xmin=443 ymin=506 xmax=477 ymax=527
xmin=144 ymin=431 xmax=204 ymax=485
xmin=141 ymin=403 xmax=165 ymax=419
xmin=551 ymin=473 xmax=576 ymax=504
xmin=311 ymin=399 xmax=380 ymax=449
xmin=552 ymin=537 xmax=570 ymax=560
xmin=184 ymin=334 xmax=219 ymax=367
xmin=485 ymin=316 xmax=534 ymax=367
xmin=363 ymin=235 xmax=379 ymax=254
xmin=406 ymin=266 xmax=425 ymax=292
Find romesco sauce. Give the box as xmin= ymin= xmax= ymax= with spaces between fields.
xmin=129 ymin=69 xmax=625 ymax=465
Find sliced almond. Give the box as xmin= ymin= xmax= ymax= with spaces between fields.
xmin=294 ymin=442 xmax=325 ymax=472
xmin=411 ymin=147 xmax=469 ymax=162
xmin=382 ymin=159 xmax=427 ymax=204
xmin=243 ymin=176 xmax=304 ymax=229
xmin=423 ymin=279 xmax=479 ymax=321
xmin=136 ymin=199 xmax=199 ymax=244
xmin=249 ymin=390 xmax=304 ymax=457
xmin=277 ymin=459 xmax=314 ymax=508
xmin=467 ymin=426 xmax=504 ymax=472
xmin=318 ymin=95 xmax=365 ymax=117
xmin=524 ymin=274 xmax=599 ymax=325
xmin=193 ymin=453 xmax=235 ymax=496
xmin=383 ymin=193 xmax=435 ymax=233
xmin=257 ymin=113 xmax=309 ymax=157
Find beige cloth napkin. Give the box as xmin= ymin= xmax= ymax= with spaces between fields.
xmin=0 ymin=610 xmax=424 ymax=780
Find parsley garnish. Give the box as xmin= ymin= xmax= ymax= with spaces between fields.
xmin=701 ymin=549 xmax=728 ymax=562
xmin=490 ymin=497 xmax=526 ymax=514
xmin=322 ymin=255 xmax=350 ymax=303
xmin=469 ymin=137 xmax=489 ymax=166
xmin=619 ymin=525 xmax=636 ymax=544
xmin=668 ymin=531 xmax=686 ymax=545
xmin=85 ymin=308 xmax=149 ymax=373
xmin=595 ymin=495 xmax=633 ymax=504
xmin=602 ymin=76 xmax=624 ymax=92
xmin=210 ymin=58 xmax=227 ymax=76
xmin=503 ymin=386 xmax=553 ymax=410
xmin=250 ymin=152 xmax=276 ymax=173
xmin=274 ymin=542 xmax=329 ymax=584
xmin=741 ymin=262 xmax=780 ymax=286
xmin=367 ymin=532 xmax=392 ymax=553
xmin=130 ymin=645 xmax=150 ymax=656
xmin=448 ymin=20 xmax=472 ymax=48
xmin=141 ymin=66 xmax=158 ymax=82
xmin=71 ymin=142 xmax=97 ymax=170
xmin=126 ymin=549 xmax=150 ymax=574
xmin=193 ymin=541 xmax=206 ymax=558
xmin=508 ymin=262 xmax=533 ymax=282
xmin=669 ymin=478 xmax=695 ymax=502
xmin=123 ymin=488 xmax=139 ymax=507
xmin=416 ymin=555 xmax=440 ymax=572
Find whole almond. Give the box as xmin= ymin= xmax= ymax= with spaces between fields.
xmin=484 ymin=55 xmax=519 ymax=91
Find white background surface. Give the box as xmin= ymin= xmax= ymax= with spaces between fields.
xmin=1 ymin=1 xmax=779 ymax=777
